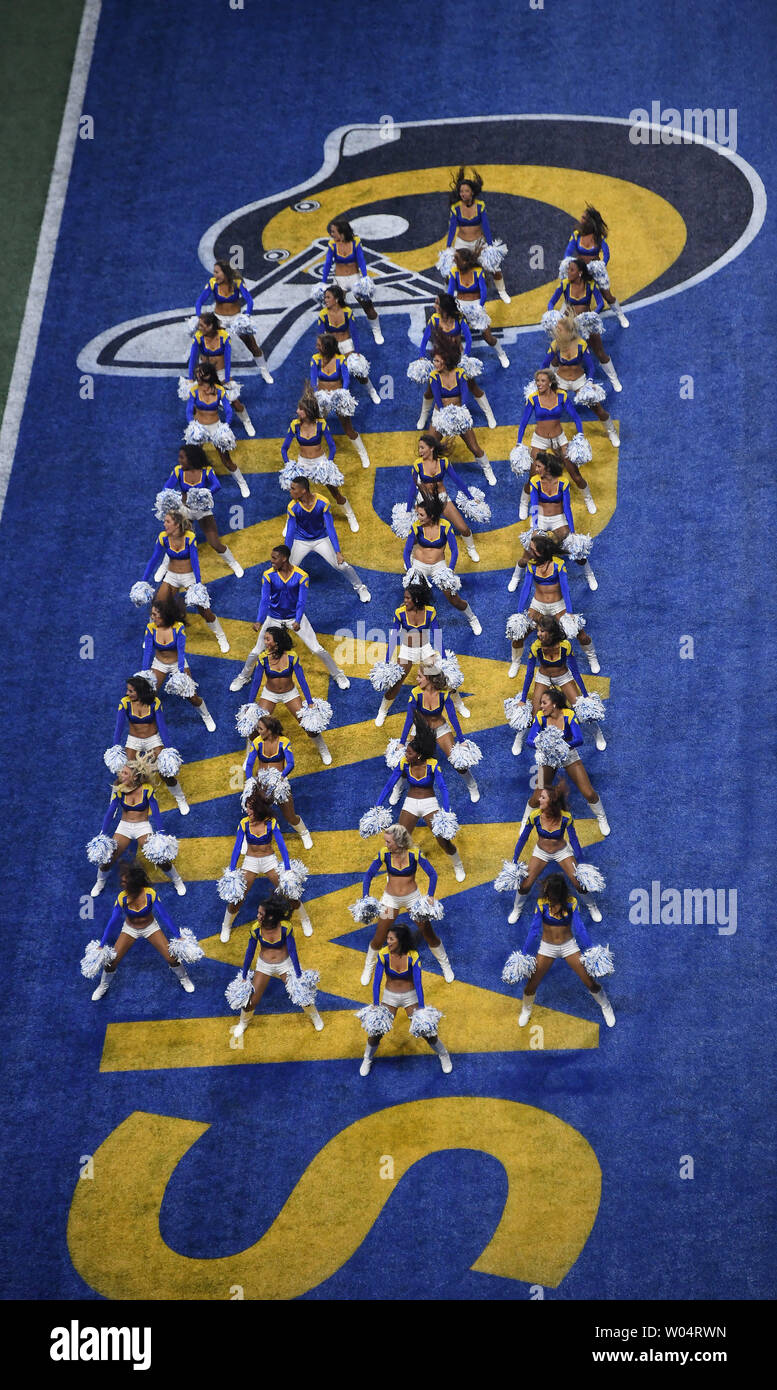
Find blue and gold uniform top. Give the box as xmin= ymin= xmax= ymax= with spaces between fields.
xmin=118 ymin=693 xmax=162 ymax=725
xmin=373 ymin=946 xmax=425 ymax=1006
xmin=118 ymin=886 xmax=160 ymax=920
xmin=527 ymin=707 xmax=583 ymax=752
xmin=241 ymin=912 xmax=302 ymax=977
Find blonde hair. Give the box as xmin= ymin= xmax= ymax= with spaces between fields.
xmin=553 ymin=312 xmax=578 ymax=342
xmin=386 ymin=823 xmax=411 ymax=850
xmin=112 ymin=750 xmax=159 ymax=795
xmin=419 ymin=665 xmax=449 ymax=693
xmin=535 ymin=365 xmax=560 ymax=391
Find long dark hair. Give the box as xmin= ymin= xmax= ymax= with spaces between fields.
xmin=198 ymin=311 xmax=222 ymax=334
xmin=569 ymin=256 xmax=594 ymax=284
xmin=534 ymin=450 xmax=564 ymax=477
xmin=323 ymin=283 xmax=346 ymax=306
xmin=386 ymin=920 xmax=419 ymax=955
xmin=436 ymin=291 xmax=460 ymax=318
xmin=120 ymin=861 xmax=151 ymax=896
xmin=214 ymin=258 xmax=236 ymax=286
xmin=406 ymin=715 xmax=437 ymax=762
xmin=180 ymin=443 xmax=209 ymax=470
xmin=244 ymin=787 xmax=273 ymax=822
xmin=265 ymin=625 xmax=294 ymax=654
xmin=580 ymin=205 xmax=608 ymax=241
xmin=430 ymin=332 xmax=461 ymax=371
xmin=416 ymin=494 xmax=445 ymax=527
xmin=542 ymin=687 xmax=569 ymax=712
xmin=328 ymin=218 xmax=355 ymax=240
xmin=529 ymin=533 xmax=565 ymax=564
xmin=449 ymin=166 xmax=483 ymax=206
xmin=126 ymin=675 xmax=156 ymax=706
xmin=316 ymin=332 xmax=339 ymax=361
xmin=195 ymin=360 xmax=219 ymax=386
xmin=404 ymin=578 xmax=433 ymax=610
xmin=537 ymin=616 xmax=565 ymax=647
xmin=151 ymin=594 xmax=183 ymax=628
xmin=541 ymin=872 xmax=573 ymax=912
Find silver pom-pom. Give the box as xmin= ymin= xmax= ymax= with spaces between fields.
xmin=385 ymin=738 xmax=406 ymax=769
xmin=506 ymin=612 xmax=531 ymax=641
xmin=86 ymin=834 xmax=116 ymax=865
xmin=154 ymin=488 xmax=184 ymax=520
xmin=314 ymin=389 xmax=333 ymax=416
xmin=312 ymin=281 xmax=329 ymax=305
xmin=431 ymin=809 xmax=459 ymax=839
xmin=567 ymin=432 xmax=592 ymax=465
xmin=557 ymin=257 xmax=576 ymax=281
xmin=574 ymin=312 xmax=603 ymax=340
xmin=186 ymin=315 xmax=200 ymax=336
xmin=143 ymin=832 xmax=179 ymax=865
xmin=448 ymin=739 xmax=482 ymax=770
xmin=494 ymin=859 xmax=528 ymax=892
xmin=235 ymin=703 xmax=262 ymax=737
xmin=156 ymin=746 xmax=183 ymax=777
xmin=353 ymin=275 xmax=374 ymax=301
xmin=588 ymin=261 xmax=610 ymax=290
xmin=348 ymin=896 xmax=381 ymax=924
xmin=240 ymin=778 xmax=258 ymax=809
xmin=390 ymin=503 xmax=414 ymax=539
xmin=523 ymin=378 xmax=538 ymax=404
xmin=432 ymin=404 xmax=473 ymax=436
xmin=168 ymin=928 xmax=204 ymax=964
xmin=308 ymin=457 xmax=345 ymax=487
xmin=407 ymin=358 xmax=433 ymax=384
xmin=183 ymin=421 xmax=207 ymax=445
xmin=165 ymin=669 xmax=197 ymax=699
xmin=502 ymin=950 xmax=537 ymax=983
xmin=278 ymin=865 xmax=306 ymax=899
xmin=454 ymin=488 xmax=491 ymax=524
xmin=480 ymin=239 xmax=508 ymax=272
xmin=580 ymin=944 xmax=614 ymax=978
xmin=354 ymin=1002 xmax=394 ymax=1035
xmin=298 ymin=697 xmax=332 ymax=733
xmin=278 ymin=461 xmax=310 ymax=491
xmin=103 ymin=745 xmax=127 ymax=774
xmin=562 ymin=531 xmax=594 ymax=560
xmin=225 ymin=971 xmax=254 ymax=1010
xmin=184 ymin=486 xmax=215 ymax=518
xmin=80 ymin=940 xmax=117 ymax=979
xmin=541 ymin=310 xmax=564 ymax=337
xmin=130 ymin=581 xmax=154 ymax=608
xmin=184 ymin=582 xmax=210 ymax=609
xmin=369 ymin=660 xmax=404 ymax=693
xmin=217 ymin=867 xmax=247 ymax=902
xmin=328 ymin=388 xmax=358 ymax=417
xmin=345 ymin=351 xmax=371 ymax=379
xmin=211 ymin=423 xmax=237 ymax=451
xmin=574 ymin=694 xmax=606 ymax=724
xmin=574 ymin=380 xmax=606 ymax=408
xmin=177 ymin=375 xmax=194 ymax=401
xmin=412 ymin=893 xmax=444 ymax=921
xmin=431 ymin=565 xmax=462 ymax=595
xmin=560 ymin=612 xmax=586 ymax=639
xmin=519 ymin=530 xmax=535 ymax=552
xmin=224 ymin=380 xmax=242 ymax=401
xmin=270 ymin=776 xmax=291 ymax=804
xmin=359 ymin=805 xmax=393 ymax=838
xmin=285 ymin=968 xmax=320 ymax=1008
xmin=459 ymin=353 xmax=484 ymax=379
xmin=509 ymin=445 xmax=533 ymax=477
xmin=409 ymin=1005 xmax=443 ymax=1038
xmin=504 ymin=697 xmax=533 ymax=731
xmin=576 ymin=862 xmax=606 ymax=893
xmin=534 ymin=725 xmax=571 ymax=768
xmin=457 ymin=300 xmax=490 ymax=330
xmin=440 ymin=649 xmax=464 ymax=689
xmin=436 ymin=248 xmax=456 ymax=276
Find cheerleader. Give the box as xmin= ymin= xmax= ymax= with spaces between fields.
xmin=505 ymin=783 xmax=602 ymax=923
xmin=427 ymin=341 xmax=498 ymax=487
xmin=185 ymin=311 xmax=256 ymax=435
xmin=218 ymin=788 xmax=313 ymax=941
xmin=320 ymin=218 xmax=383 ymax=342
xmin=395 ymin=668 xmax=480 ymax=804
xmin=106 ymin=672 xmax=189 ymax=816
xmin=284 ymin=476 xmax=371 ymax=602
xmin=160 ymin=443 xmax=244 ymax=575
xmin=507 ymin=452 xmax=598 ymax=593
xmin=404 ymin=495 xmax=482 ymax=633
xmin=244 ymin=714 xmax=313 ymax=849
xmin=316 ymin=285 xmax=380 ymax=403
xmin=509 ymin=616 xmax=588 ymax=722
xmin=184 ymin=362 xmax=250 ymax=499
xmin=279 ymin=386 xmax=359 ymax=532
xmin=547 ymin=260 xmax=622 ymax=390
xmin=141 ymin=596 xmax=216 ymax=730
xmin=373 ymin=579 xmax=453 ymax=727
xmin=446 ymin=248 xmax=510 ymax=367
xmin=373 ymin=716 xmax=466 ymax=882
xmin=133 ymin=506 xmax=230 ymax=654
xmin=357 ymin=824 xmax=454 ymax=985
xmin=514 ymin=367 xmax=597 ymax=516
xmin=87 ymin=754 xmax=186 ymax=899
xmin=401 ymin=433 xmax=485 ymax=561
xmin=194 ymin=260 xmax=274 ymax=382
xmin=239 ymin=625 xmax=333 ymax=766
xmin=85 ymin=862 xmax=201 ymax=1001
xmin=412 ymin=293 xmax=473 ymax=427
xmin=503 ymin=873 xmax=615 ymax=1028
xmin=444 ymin=167 xmax=510 ymax=304
xmin=357 ymin=923 xmax=452 ymax=1076
xmin=563 ymin=206 xmax=630 ymax=327
xmin=541 ymin=313 xmax=620 ymax=448
xmin=509 ymin=534 xmax=599 ymax=671
xmin=230 ymin=542 xmax=350 ymax=692
xmin=228 ymin=896 xmax=323 ymax=1037
xmin=522 ymin=689 xmax=609 ymax=834
xmin=310 ymin=334 xmax=372 ymax=469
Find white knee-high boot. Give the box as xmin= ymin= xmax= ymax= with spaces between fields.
xmin=195 ymin=699 xmax=216 ymax=731
xmin=205 ymin=616 xmax=230 ymax=653
xmin=429 ymin=942 xmax=455 ymax=983
xmin=361 ymin=945 xmax=379 ymax=987
xmin=231 ymin=1007 xmax=254 ymax=1038
xmin=303 ymin=1002 xmax=324 ymax=1030
xmin=477 ymin=452 xmax=496 ymax=485
xmin=230 ymin=468 xmax=250 ymax=497
xmin=170 ymin=962 xmax=194 ymax=992
xmin=417 ymin=397 xmax=432 ymax=429
xmin=462 ymin=533 xmax=480 ymax=561
xmin=352 ymin=434 xmax=371 ymax=468
xmin=609 ymin=299 xmax=629 ymax=328
xmin=222 ymin=546 xmax=244 ymax=577
xmin=508 ymin=890 xmax=528 ymax=924
xmin=221 ymin=905 xmax=238 ymax=942
xmin=518 ymin=992 xmax=534 ymax=1026
xmin=601 ymin=357 xmax=622 ymax=392
xmin=167 ymin=779 xmax=190 ymax=815
xmin=476 ymin=391 xmax=497 ymax=428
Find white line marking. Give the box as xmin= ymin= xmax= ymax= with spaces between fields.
xmin=0 ymin=0 xmax=102 ymax=521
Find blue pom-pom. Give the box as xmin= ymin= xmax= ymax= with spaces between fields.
xmin=454 ymin=488 xmax=491 ymax=524
xmin=440 ymin=649 xmax=464 ymax=690
xmin=431 ymin=810 xmax=459 ymax=840
xmin=494 ymin=859 xmax=528 ymax=892
xmin=502 ymin=950 xmax=537 ymax=983
xmin=345 ymin=351 xmax=370 ymax=379
xmin=560 ymin=612 xmax=586 ymax=639
xmin=541 ymin=310 xmax=564 ymax=337
xmin=354 ymin=1003 xmax=394 ymax=1035
xmin=353 ymin=275 xmax=374 ymax=301
xmin=86 ymin=833 xmax=116 ymax=865
xmin=329 ymin=388 xmax=358 ymax=417
xmin=312 ymin=282 xmax=329 ymax=306
xmin=412 ymin=893 xmax=444 ymax=921
xmin=359 ymin=806 xmax=393 ymax=838
xmin=211 ymin=423 xmax=236 ymax=451
xmin=130 ymin=581 xmax=154 ymax=608
xmin=562 ymin=532 xmax=594 ymax=561
xmin=225 ymin=971 xmax=254 ymax=1010
xmin=588 ymin=261 xmax=610 ymax=290
xmin=185 ymin=486 xmax=214 ymax=518
xmin=168 ymin=928 xmax=204 ymax=964
xmin=391 ymin=504 xmax=414 ymax=539
xmin=574 ymin=312 xmax=603 ymax=340
xmin=436 ymin=248 xmax=456 ymax=277
xmin=217 ymin=867 xmax=247 ymax=902
xmin=385 ymin=738 xmax=406 ymax=769
xmin=480 ymin=239 xmax=508 ymax=272
xmin=176 ymin=377 xmax=194 ymax=402
xmin=431 ymin=566 xmax=462 ymax=595
xmin=457 ymin=300 xmax=490 ymax=330
xmin=574 ymin=380 xmax=607 ymax=409
xmin=143 ymin=832 xmax=179 ymax=865
xmin=154 ymin=488 xmax=183 ymax=520
xmin=308 ymin=458 xmax=345 ymax=487
xmin=458 ymin=353 xmax=484 ymax=379
xmin=580 ymin=944 xmax=614 ymax=978
xmin=409 ymin=1005 xmax=443 ymax=1038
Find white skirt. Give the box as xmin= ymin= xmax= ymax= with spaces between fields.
xmin=531 ymin=844 xmax=574 ymax=864
xmin=126 ymin=732 xmax=163 ymax=752
xmin=242 ymin=853 xmax=279 ymax=874
xmin=382 ymin=987 xmax=418 ymax=1009
xmin=531 ymin=598 xmax=566 ymax=616
xmin=260 ymin=687 xmax=300 ymax=705
xmin=254 ymin=956 xmax=293 ymax=977
xmin=116 ymin=819 xmax=151 ymax=841
xmin=531 ymin=430 xmax=565 ymax=451
xmin=120 ymin=918 xmax=163 ymax=940
xmin=537 ymin=937 xmax=579 ymax=959
xmin=402 ymin=795 xmax=439 ymax=818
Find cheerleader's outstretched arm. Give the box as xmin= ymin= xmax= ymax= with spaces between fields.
xmin=419 ymin=853 xmax=438 ymax=896
xmin=292 ymin=657 xmax=313 ymax=704
xmin=512 ymin=823 xmax=531 ymax=861
xmin=148 ymin=794 xmax=164 ymax=832
xmin=372 ymin=956 xmax=385 ymax=1005
xmin=519 ymin=656 xmax=537 ymax=703
xmin=566 ymin=652 xmax=588 ymax=696
xmin=99 ymin=904 xmax=123 ymax=947
xmin=113 ymin=705 xmax=128 ymax=744
xmin=273 ymin=824 xmax=291 ymax=870
xmin=443 ymin=696 xmax=464 ymax=741
xmin=100 ymin=796 xmax=122 ymax=837
xmin=361 ymin=857 xmax=381 ymax=897
xmin=571 ymin=906 xmax=593 ymax=951
xmin=141 ymin=538 xmax=166 ymax=584
xmin=321 ymin=247 xmax=334 ymax=281
xmin=286 ymin=931 xmax=302 ymax=978
xmin=229 ymin=827 xmax=246 ymax=872
xmin=433 ymin=763 xmax=451 ymax=812
xmin=377 ymin=766 xmax=402 ymax=805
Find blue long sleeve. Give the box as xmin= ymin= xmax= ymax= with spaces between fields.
xmin=567 ymin=715 xmax=584 ymax=750
xmin=479 ymin=207 xmax=493 ymax=244
xmin=445 ymin=209 xmax=457 ymax=247
xmin=567 ymin=818 xmax=583 ymax=859
xmin=388 ymin=622 xmax=401 ymax=661
xmin=443 ymin=696 xmax=463 ymax=741
xmin=419 ymin=322 xmax=433 ymax=354
xmin=362 ymin=856 xmax=381 ymax=897
xmin=323 ymin=423 xmax=336 ymax=460
xmin=406 ymin=469 xmax=421 ymax=510
xmin=321 ymin=246 xmax=334 ymax=280
xmin=566 ymin=652 xmax=588 ymax=696
xmin=402 ymin=534 xmax=414 ymax=568
xmin=99 ymin=903 xmax=123 ymax=947
xmin=241 ymin=935 xmax=258 ymax=977
xmin=563 ymin=397 xmax=583 ymax=433
xmin=323 ymin=507 xmax=339 ymax=549
xmin=222 ymin=338 xmax=232 ymax=377
xmin=558 ymin=566 xmax=574 ymax=610
xmin=148 ymin=793 xmax=163 ymax=832
xmin=563 ymin=237 xmax=576 ymax=259
xmin=513 ymin=823 xmax=531 ymax=861
xmin=153 ymin=897 xmax=179 ymax=937
xmin=354 ymin=242 xmax=368 ymax=277
xmin=433 ymin=762 xmax=451 ymax=812
xmin=273 ymin=824 xmax=291 ymax=870
xmin=446 ymin=528 xmax=459 ymax=570
xmin=443 ymin=459 xmax=471 ymax=499
xmin=286 ymin=931 xmax=302 ymax=978
xmin=141 ymin=539 xmax=166 ymax=584
xmin=284 ymin=512 xmax=297 ymax=548
xmin=100 ymin=796 xmax=121 ymax=836
xmin=186 ymin=395 xmax=195 ymax=422
xmin=547 ymin=284 xmax=563 ymax=309
xmin=519 ymin=656 xmax=536 ymax=703
xmin=154 ymin=704 xmax=172 ymax=746
xmin=517 ymin=401 xmax=533 ymax=441
xmin=256 ymin=572 xmax=271 ymax=623
xmin=280 ymin=426 xmax=294 ymax=463
xmin=412 ymin=959 xmax=425 ymax=1007
xmin=294 ymin=579 xmax=308 ymax=623
xmin=591 ymin=283 xmax=605 ymax=312
xmin=238 ymin=283 xmax=254 ymax=313
xmin=526 ymin=717 xmax=540 ymax=750
xmin=309 ymin=361 xmax=318 ymax=388
xmin=229 ymin=826 xmax=246 ymax=872
xmin=516 ymin=569 xmax=532 ymax=611
xmin=292 ymin=658 xmax=312 ymax=704
xmin=194 ymin=284 xmax=210 ymax=314
xmin=571 ymin=906 xmax=593 ymax=951
xmin=221 ymin=396 xmax=234 ymax=424
xmin=521 ymin=910 xmax=543 ymax=957
xmin=339 ymin=359 xmax=351 ymax=390
xmin=245 ymin=747 xmax=256 ymax=778
xmin=476 ymin=275 xmax=487 ymax=306
xmin=461 ymin=318 xmax=473 ymax=353
xmin=562 ymin=487 xmax=575 ymax=530
xmin=377 ymin=765 xmax=402 ymax=805
xmin=113 ymin=706 xmax=127 ymax=744
xmin=399 ymin=699 xmax=415 ymax=743
xmin=188 ymin=540 xmax=202 ymax=584
xmin=582 ymin=346 xmax=597 ymax=378
xmin=247 ymin=664 xmax=263 ymax=705
xmin=175 ymin=628 xmax=186 ymax=672
xmin=418 ymin=854 xmax=437 ymax=896
xmin=282 ymin=744 xmax=295 ymax=775
xmin=187 ymin=341 xmax=198 ymax=377
xmin=372 ymin=957 xmax=385 ymax=1006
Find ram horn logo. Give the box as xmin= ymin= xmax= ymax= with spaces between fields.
xmin=78 ymin=114 xmax=765 ymax=378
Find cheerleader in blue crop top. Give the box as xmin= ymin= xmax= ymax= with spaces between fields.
xmin=134 ymin=504 xmax=230 ymax=654
xmin=400 ymin=433 xmax=486 ymax=562
xmin=443 ymin=167 xmax=510 ymax=304
xmin=520 ymin=687 xmax=609 ymax=835
xmin=242 ymin=712 xmax=313 ymax=851
xmin=315 ymin=284 xmax=381 ymax=405
xmin=562 ymin=205 xmax=629 ymax=328
xmin=182 ymin=360 xmax=253 ymax=497
xmin=373 ymin=577 xmax=461 ymax=728
xmin=219 ymin=785 xmax=313 ymax=940
xmin=539 ymin=312 xmax=620 ymax=450
xmin=193 ymin=259 xmax=274 ymax=382
xmin=86 ymin=861 xmax=202 ymax=1001
xmin=444 ymin=246 xmax=510 ymax=370
xmin=160 ymin=443 xmax=244 ymax=577
xmin=514 ymin=367 xmax=597 ymax=516
xmin=508 ymin=534 xmax=600 ymax=678
xmin=547 ymin=259 xmax=622 ymax=389
xmin=504 ymin=872 xmax=615 ymax=1028
xmin=411 ymin=292 xmax=483 ymax=428
xmin=358 ymin=921 xmax=452 ymax=1075
xmin=310 ymin=333 xmax=373 ymax=469
xmin=509 ymin=451 xmax=599 ymax=595
xmin=284 ymin=475 xmax=371 ymax=603
xmin=320 ymin=217 xmax=383 ymax=343
xmin=238 ymin=625 xmax=333 ymax=768
xmin=356 ymin=820 xmax=455 ymax=986
xmin=397 ymin=667 xmax=481 ymax=804
xmin=229 ymin=895 xmax=323 ymax=1038
xmin=104 ymin=670 xmax=190 ymax=816
xmin=372 ymin=715 xmax=466 ymax=881
xmin=506 ymin=782 xmax=604 ymax=924
xmin=404 ymin=494 xmax=483 ymax=633
xmin=280 ymin=384 xmax=359 ymax=533
xmin=138 ymin=593 xmax=216 ymax=732
xmin=88 ymin=755 xmax=186 ymax=899
xmin=428 ymin=336 xmax=498 ymax=466
xmin=181 ymin=311 xmax=256 ymax=438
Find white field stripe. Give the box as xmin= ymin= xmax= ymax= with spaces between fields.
xmin=0 ymin=0 xmax=102 ymax=521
